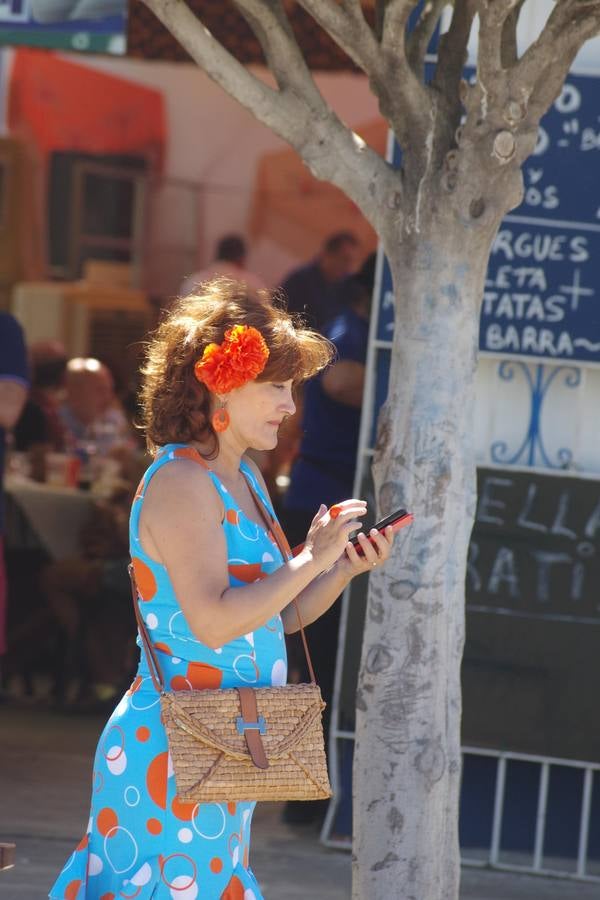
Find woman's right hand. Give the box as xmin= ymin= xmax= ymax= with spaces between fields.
xmin=303 ymin=499 xmax=367 ymax=572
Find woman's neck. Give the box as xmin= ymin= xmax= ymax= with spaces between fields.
xmin=190 ymin=436 xmax=244 ymax=482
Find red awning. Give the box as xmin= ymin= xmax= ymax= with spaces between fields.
xmin=8 ymin=49 xmax=166 ymax=171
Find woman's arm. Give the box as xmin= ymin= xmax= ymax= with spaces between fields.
xmin=138 ymin=460 xmax=365 ymax=649
xmin=241 ymin=455 xmax=393 ymax=635
xmin=281 ymin=527 xmax=394 ymax=633
xmin=321 ymin=360 xmax=365 ymax=407
xmin=281 ymin=562 xmax=350 ymax=633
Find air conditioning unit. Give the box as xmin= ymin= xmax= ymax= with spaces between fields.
xmin=11 ymin=276 xmax=151 ymax=380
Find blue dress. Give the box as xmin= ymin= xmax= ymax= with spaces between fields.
xmin=49 ymin=443 xmax=288 ymax=900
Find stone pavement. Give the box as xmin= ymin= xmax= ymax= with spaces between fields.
xmin=1 ymin=706 xmax=599 ymax=900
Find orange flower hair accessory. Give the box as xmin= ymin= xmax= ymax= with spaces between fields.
xmin=194 ymin=324 xmax=270 ymax=394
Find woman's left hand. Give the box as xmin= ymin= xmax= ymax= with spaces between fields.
xmin=336 ymin=525 xmax=395 ymax=578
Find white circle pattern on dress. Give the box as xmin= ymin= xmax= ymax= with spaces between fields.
xmin=131 ymin=861 xmax=153 ymax=886
xmin=170 ymin=874 xmax=199 ymax=900
xmin=124 ymin=785 xmax=141 ymax=807
xmin=191 ymin=803 xmax=226 ymax=840
xmin=104 ymin=825 xmax=138 ymax=874
xmin=232 ymin=654 xmax=259 ymax=683
xmin=129 ymin=677 xmax=161 ymax=710
xmin=106 ymin=748 xmax=127 ymax=776
xmin=271 ymin=659 xmax=287 ymax=686
xmin=235 ymin=514 xmax=260 ymax=542
xmin=87 ymin=853 xmax=103 ymax=876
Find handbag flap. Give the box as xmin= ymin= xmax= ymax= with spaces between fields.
xmin=162 ymin=684 xmax=324 ymax=761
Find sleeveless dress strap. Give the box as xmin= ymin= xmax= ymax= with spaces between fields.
xmin=239 ymin=458 xmax=278 ymax=521
xmin=130 ymin=444 xmax=228 ymax=552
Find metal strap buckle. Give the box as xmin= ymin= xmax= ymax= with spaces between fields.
xmin=236 ymin=715 xmax=267 ymax=735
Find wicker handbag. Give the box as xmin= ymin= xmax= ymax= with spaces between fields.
xmin=129 ymin=484 xmax=332 ymax=804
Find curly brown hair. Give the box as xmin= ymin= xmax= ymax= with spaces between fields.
xmin=139 ymin=279 xmax=333 ymax=455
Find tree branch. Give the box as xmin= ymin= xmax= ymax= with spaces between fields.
xmin=432 ymin=0 xmax=477 ymax=109
xmin=513 ymin=0 xmax=600 ymax=116
xmin=232 ymin=0 xmax=320 ymax=100
xmin=500 ymin=0 xmax=526 ymax=68
xmin=294 ymin=0 xmax=380 ymax=74
xmin=407 ymin=0 xmax=447 ymax=78
xmin=380 ymin=0 xmax=416 ymax=54
xmin=142 ymin=0 xmax=285 ymax=124
xmin=141 ymin=0 xmax=401 ymax=232
xmin=374 ymin=0 xmax=389 ymax=40
xmin=477 ymin=0 xmax=523 ymax=85
xmin=296 ymin=0 xmax=433 ymax=167
xmin=341 ymin=0 xmax=371 ymax=27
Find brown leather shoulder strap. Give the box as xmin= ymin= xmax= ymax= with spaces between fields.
xmin=236 ymin=687 xmax=269 ymax=769
xmin=128 ymin=564 xmax=165 ymax=694
xmin=243 ymin=475 xmax=318 ymax=685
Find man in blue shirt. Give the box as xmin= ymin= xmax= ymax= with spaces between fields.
xmin=281 ymin=231 xmax=360 ymax=332
xmin=281 ymin=254 xmax=374 ymax=824
xmin=0 ymin=313 xmax=29 ymax=658
xmin=284 ymin=254 xmax=374 ymax=522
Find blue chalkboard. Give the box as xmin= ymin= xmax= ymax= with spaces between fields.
xmin=480 ymin=220 xmax=600 ymax=362
xmin=480 ymin=73 xmax=600 ymax=363
xmin=377 ymin=72 xmax=600 ymax=365
xmin=518 ymin=74 xmax=599 ymax=227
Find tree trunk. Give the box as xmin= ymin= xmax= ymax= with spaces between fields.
xmin=352 ymin=215 xmax=498 ymax=900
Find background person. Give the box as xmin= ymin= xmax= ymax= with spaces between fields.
xmin=59 ymin=357 xmax=136 ymax=461
xmin=13 ymin=341 xmax=68 ymax=480
xmin=280 ymin=254 xmax=375 ymax=824
xmin=264 ymin=231 xmax=362 ymax=505
xmin=49 ymin=280 xmax=394 ymax=900
xmin=41 ymin=476 xmax=141 ymax=708
xmin=0 ymin=313 xmax=28 ymax=664
xmin=181 ymin=233 xmax=267 ymax=295
xmin=280 ymin=230 xmax=361 ymax=332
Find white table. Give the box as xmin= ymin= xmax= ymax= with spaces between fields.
xmin=5 ymin=477 xmax=95 ymax=561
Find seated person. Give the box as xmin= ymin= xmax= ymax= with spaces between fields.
xmin=41 ymin=475 xmax=142 ymax=706
xmin=59 ymin=357 xmax=137 ymax=472
xmin=13 ymin=341 xmax=68 ymax=480
xmin=0 ymin=313 xmax=28 ymax=676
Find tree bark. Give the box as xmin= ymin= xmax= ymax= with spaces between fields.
xmin=352 ymin=214 xmax=498 ymax=900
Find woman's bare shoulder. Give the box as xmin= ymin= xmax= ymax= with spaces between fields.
xmin=138 ymin=456 xmax=227 ymax=585
xmin=142 ymin=457 xmax=221 ymax=516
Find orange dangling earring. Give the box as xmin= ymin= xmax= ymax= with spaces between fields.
xmin=212 ymin=400 xmax=230 ymax=433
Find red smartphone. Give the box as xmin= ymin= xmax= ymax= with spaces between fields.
xmin=350 ymin=507 xmax=413 ymax=556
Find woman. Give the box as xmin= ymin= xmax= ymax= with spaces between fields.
xmin=49 ymin=280 xmax=395 ymax=900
